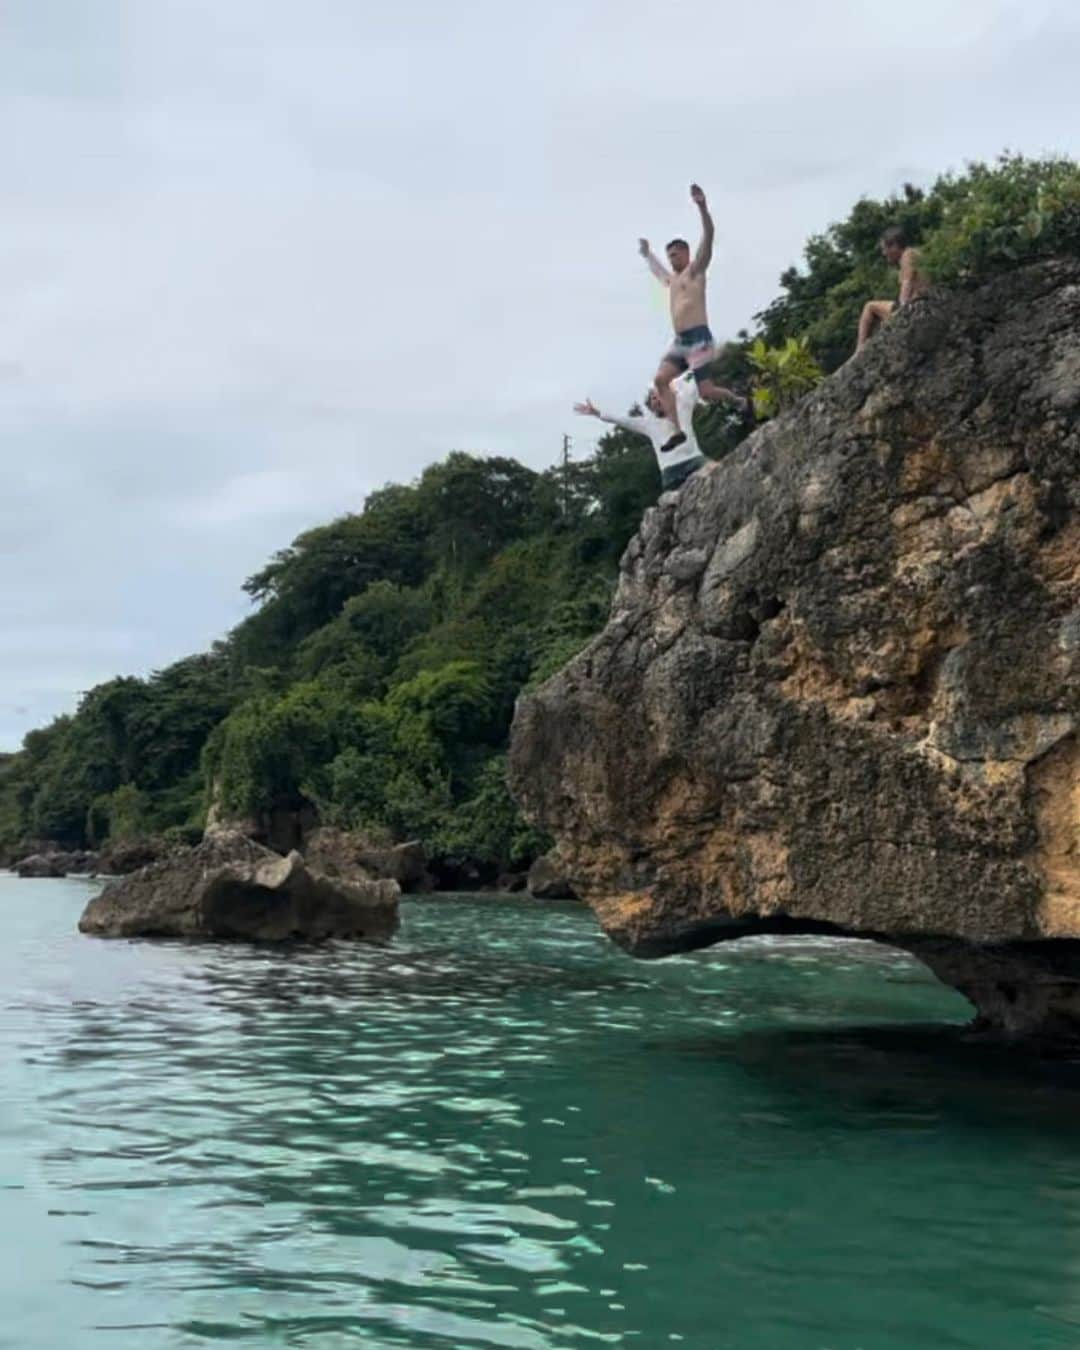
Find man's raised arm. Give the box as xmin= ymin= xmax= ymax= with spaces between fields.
xmin=689 ymin=183 xmax=714 ymax=277
xmin=639 ymin=237 xmax=670 ymax=285
xmin=574 ymin=398 xmax=644 ymax=437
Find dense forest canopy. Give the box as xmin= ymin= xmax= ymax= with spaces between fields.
xmin=3 ymin=155 xmax=1077 ymax=874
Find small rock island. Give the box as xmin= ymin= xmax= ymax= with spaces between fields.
xmin=78 ymin=830 xmax=400 ymax=942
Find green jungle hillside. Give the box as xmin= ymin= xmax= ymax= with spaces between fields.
xmin=3 ymin=155 xmax=1077 ymax=880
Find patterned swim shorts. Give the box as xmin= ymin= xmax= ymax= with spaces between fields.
xmin=660 ymin=454 xmax=707 ymax=492
xmin=662 ymin=324 xmax=716 ymax=383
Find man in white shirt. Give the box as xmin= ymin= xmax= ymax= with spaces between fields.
xmin=573 ymin=371 xmax=707 ymax=493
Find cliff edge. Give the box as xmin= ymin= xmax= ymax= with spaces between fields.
xmin=510 ymin=260 xmax=1080 ymax=1040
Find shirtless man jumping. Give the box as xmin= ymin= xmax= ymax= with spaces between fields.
xmin=855 ymin=225 xmax=930 ymax=352
xmin=639 ymin=182 xmax=745 ymax=453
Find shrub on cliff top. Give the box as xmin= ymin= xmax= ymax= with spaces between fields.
xmin=920 ymin=154 xmax=1080 ymax=284
xmin=757 ymin=153 xmax=1080 ymax=371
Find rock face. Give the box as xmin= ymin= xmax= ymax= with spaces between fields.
xmin=205 ymin=780 xmax=321 ymax=857
xmin=510 ymin=261 xmax=1080 ymax=1041
xmin=16 ymin=853 xmax=66 ymax=878
xmin=302 ymin=827 xmax=377 ymax=884
xmin=527 ymin=851 xmax=578 ymax=901
xmin=361 ymin=839 xmax=434 ymax=893
xmin=98 ymin=838 xmax=169 ymax=876
xmin=60 ymin=851 xmax=100 ymax=876
xmin=79 ymin=831 xmax=399 ymax=941
xmin=9 ymin=847 xmax=99 ymax=877
xmin=304 ymin=827 xmax=435 ymax=893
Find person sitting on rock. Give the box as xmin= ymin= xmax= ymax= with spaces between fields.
xmin=574 ymin=371 xmax=706 ymax=493
xmin=855 ymin=225 xmax=930 ymax=352
xmin=640 ymin=182 xmax=749 ymax=454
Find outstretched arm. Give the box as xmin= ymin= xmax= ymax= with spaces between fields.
xmin=574 ymin=399 xmax=645 ymax=437
xmin=689 ymin=183 xmax=714 ymax=277
xmin=639 ymin=237 xmax=670 ymax=286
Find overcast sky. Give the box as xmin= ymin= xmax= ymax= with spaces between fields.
xmin=2 ymin=0 xmax=1078 ymax=748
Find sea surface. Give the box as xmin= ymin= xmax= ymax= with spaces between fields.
xmin=4 ymin=875 xmax=1080 ymax=1349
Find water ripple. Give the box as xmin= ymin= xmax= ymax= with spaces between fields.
xmin=5 ymin=878 xmax=1080 ymax=1347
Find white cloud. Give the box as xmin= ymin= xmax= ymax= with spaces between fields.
xmin=1 ymin=0 xmax=1079 ymax=746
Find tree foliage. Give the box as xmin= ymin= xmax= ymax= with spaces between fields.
xmin=754 ymin=153 xmax=1080 ymax=372
xmin=1 ymin=442 xmax=662 ymax=872
xmin=920 ymin=154 xmax=1080 ymax=284
xmin=748 ymin=337 xmax=824 ymax=420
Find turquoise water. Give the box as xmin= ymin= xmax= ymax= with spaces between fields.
xmin=4 ymin=878 xmax=1080 ymax=1348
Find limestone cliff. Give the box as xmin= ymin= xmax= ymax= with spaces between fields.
xmin=510 ymin=260 xmax=1080 ymax=1040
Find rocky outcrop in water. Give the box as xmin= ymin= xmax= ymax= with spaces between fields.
xmin=527 ymin=850 xmax=578 ymax=901
xmin=510 ymin=260 xmax=1080 ymax=1041
xmin=16 ymin=853 xmax=67 ymax=878
xmin=10 ymin=847 xmax=99 ymax=877
xmin=79 ymin=830 xmax=399 ymax=941
xmin=303 ymin=828 xmax=435 ymax=893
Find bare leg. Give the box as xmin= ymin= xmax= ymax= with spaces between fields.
xmin=696 ymin=377 xmax=749 ymax=409
xmin=857 ymin=300 xmax=895 ymax=352
xmin=654 ymin=360 xmax=683 ymax=429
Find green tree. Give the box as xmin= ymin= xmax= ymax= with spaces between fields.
xmin=436 ymin=754 xmax=550 ymax=872
xmin=234 ymin=483 xmax=428 ymax=666
xmin=89 ymin=784 xmax=152 ymax=846
xmin=415 ymin=453 xmax=541 ymax=573
xmin=921 ymin=154 xmax=1080 ymax=283
xmin=748 ymin=337 xmax=824 ymax=420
